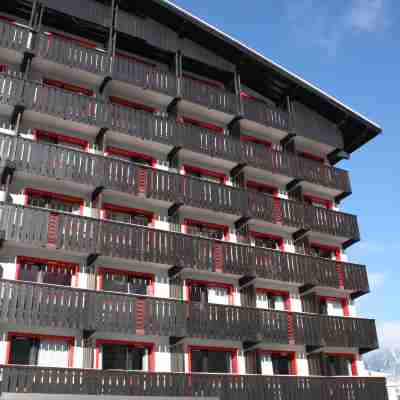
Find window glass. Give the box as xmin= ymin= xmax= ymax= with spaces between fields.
xmin=28 ymin=195 xmax=80 ymax=213
xmin=106 ymin=210 xmax=150 ymax=226
xmin=103 ymin=271 xmax=150 ymax=295
xmin=254 ymin=236 xmax=280 ymax=250
xmin=326 ymin=356 xmax=351 ymax=376
xmin=186 ymin=170 xmax=221 ymax=184
xmin=272 ymin=354 xmax=290 ymax=375
xmin=191 ymin=349 xmax=231 ymax=373
xmin=311 ymin=246 xmax=333 ymax=259
xmin=9 ymin=337 xmax=37 ymax=365
xmin=102 ymin=344 xmax=145 ymax=371
xmin=187 ymin=223 xmax=224 ymax=240
xmin=19 ymin=263 xmax=73 ymax=286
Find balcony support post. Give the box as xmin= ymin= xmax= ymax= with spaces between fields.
xmin=327 ymin=148 xmax=350 ymax=165
xmin=20 ymin=52 xmax=35 ymax=77
xmin=167 ymin=146 xmax=182 ymax=168
xmin=168 ymin=266 xmax=185 ymax=279
xmin=235 ymin=216 xmax=251 ymax=231
xmin=280 ymin=133 xmax=296 ymax=153
xmin=99 ymin=76 xmax=112 ymax=95
xmin=286 ymin=178 xmax=303 ymax=193
xmin=239 ymin=275 xmax=256 ymax=289
xmin=168 ymin=203 xmax=183 ymax=218
xmin=0 ymin=160 xmax=16 ymax=203
xmin=95 ymin=128 xmax=108 ymax=152
xmin=292 ymin=228 xmax=310 ymax=243
xmin=10 ymin=105 xmax=25 ymax=134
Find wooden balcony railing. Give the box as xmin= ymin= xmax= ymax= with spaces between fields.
xmin=0 ymin=365 xmax=388 ymax=400
xmin=36 ymin=33 xmax=112 ymax=76
xmin=292 ymin=313 xmax=379 ymax=352
xmin=242 ymin=96 xmax=290 ymax=132
xmin=181 ymin=76 xmax=238 ymax=115
xmin=0 ymin=279 xmax=377 ymax=351
xmin=0 ymin=19 xmax=31 ymax=54
xmin=0 ymin=73 xmax=351 ymax=194
xmin=0 ymin=132 xmax=359 ymax=242
xmin=113 ymin=55 xmax=177 ymax=97
xmin=0 ymin=199 xmax=366 ymax=294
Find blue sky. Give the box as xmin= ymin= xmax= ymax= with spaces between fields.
xmin=171 ymin=0 xmax=399 ymax=349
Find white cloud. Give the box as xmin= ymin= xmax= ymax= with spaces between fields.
xmin=347 ymin=0 xmax=386 ymax=32
xmin=282 ymin=0 xmax=389 ymax=55
xmin=378 ymin=321 xmax=400 ymax=348
xmin=368 ymin=272 xmax=385 ymax=290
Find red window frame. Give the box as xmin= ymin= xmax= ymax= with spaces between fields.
xmin=15 ymin=256 xmax=79 ymax=286
xmin=0 ymin=64 xmax=8 ymax=73
xmin=188 ymin=345 xmax=238 ymax=374
xmin=256 ymin=287 xmax=291 ymax=311
xmin=105 ymin=146 xmax=156 ymax=168
xmin=6 ymin=332 xmax=74 ymax=368
xmin=310 ymin=242 xmax=341 ymax=261
xmin=46 ymin=31 xmax=97 ymax=49
xmin=43 ymin=78 xmax=94 ymax=97
xmin=241 ymin=134 xmax=272 ymax=148
xmin=115 ymin=51 xmax=156 ymax=68
xmin=183 ymin=165 xmax=227 ymax=184
xmin=184 ymin=218 xmax=229 ymax=240
xmin=96 ymin=267 xmax=155 ymax=296
xmin=182 ymin=73 xmax=224 ymax=90
xmin=24 ymin=188 xmax=84 ymax=216
xmin=304 ymin=194 xmax=333 ymax=210
xmin=180 ymin=116 xmax=224 ymax=134
xmin=319 ymin=296 xmax=350 ymax=317
xmin=256 ymin=349 xmax=297 ymax=375
xmin=33 ymin=129 xmax=89 ymax=150
xmin=250 ymin=231 xmax=285 ymax=252
xmin=299 ymin=151 xmax=325 ymax=163
xmin=109 ymin=95 xmax=157 ymax=114
xmin=185 ymin=279 xmax=234 ymax=305
xmin=95 ymin=339 xmax=155 ymax=372
xmin=247 ymin=180 xmax=278 ymax=196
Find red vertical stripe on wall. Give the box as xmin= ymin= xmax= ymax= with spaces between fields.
xmin=231 ymin=350 xmax=239 ymax=374
xmin=336 ymin=264 xmax=345 ymax=289
xmin=291 ymin=353 xmax=298 ymax=375
xmin=351 ymin=357 xmax=358 ymax=376
xmin=273 ymin=197 xmax=283 ymax=224
xmin=136 ymin=298 xmax=146 ymax=336
xmin=342 ymin=299 xmax=350 ymax=317
xmin=47 ymin=213 xmax=59 ymax=247
xmin=287 ymin=313 xmax=294 ymax=344
xmin=139 ymin=168 xmax=147 ymax=194
xmin=213 ymin=243 xmax=224 ymax=273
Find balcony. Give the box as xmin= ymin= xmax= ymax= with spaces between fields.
xmin=0 ymin=201 xmax=367 ymax=295
xmin=33 ymin=33 xmax=112 ymax=89
xmin=1 ymin=365 xmax=388 ymax=400
xmin=180 ymin=76 xmax=238 ymax=121
xmin=241 ymin=95 xmax=290 ymax=136
xmin=0 ymin=279 xmax=378 ymax=351
xmin=0 ymin=19 xmax=32 ymax=65
xmin=0 ymin=73 xmax=351 ymax=195
xmin=111 ymin=54 xmax=177 ymax=107
xmin=0 ymin=132 xmax=359 ymax=244
xmin=292 ymin=313 xmax=379 ymax=353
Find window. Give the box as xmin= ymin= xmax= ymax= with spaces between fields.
xmin=102 ymin=344 xmax=146 ymax=371
xmin=247 ymin=180 xmax=277 ymax=197
xmin=272 ymin=354 xmax=291 ymax=375
xmin=101 ymin=270 xmax=151 ymax=296
xmin=43 ymin=78 xmax=93 ymax=97
xmin=9 ymin=335 xmax=71 ymax=368
xmin=325 ymin=355 xmax=352 ymax=376
xmin=304 ymin=195 xmax=332 ymax=209
xmin=106 ymin=209 xmax=151 ymax=226
xmin=35 ymin=130 xmax=87 ymax=151
xmin=191 ymin=349 xmax=232 ymax=373
xmin=256 ymin=290 xmax=287 ymax=311
xmin=319 ymin=298 xmax=345 ymax=317
xmin=188 ymin=282 xmax=231 ymax=305
xmin=106 ymin=147 xmax=154 ymax=167
xmin=255 ymin=352 xmax=293 ymax=375
xmin=27 ymin=190 xmax=82 ymax=213
xmin=310 ymin=244 xmax=337 ymax=260
xmin=184 ymin=166 xmax=226 ymax=185
xmin=186 ymin=220 xmax=227 ymax=240
xmin=109 ymin=95 xmax=156 ymax=114
xmin=18 ymin=259 xmax=76 ymax=287
xmin=252 ymin=232 xmax=283 ymax=251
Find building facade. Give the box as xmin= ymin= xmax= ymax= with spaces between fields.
xmin=0 ymin=0 xmax=386 ymax=399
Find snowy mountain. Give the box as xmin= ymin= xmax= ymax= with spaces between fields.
xmin=364 ymin=348 xmax=400 ymax=377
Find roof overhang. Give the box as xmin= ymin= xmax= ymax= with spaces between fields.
xmin=122 ymin=0 xmax=382 ymax=155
